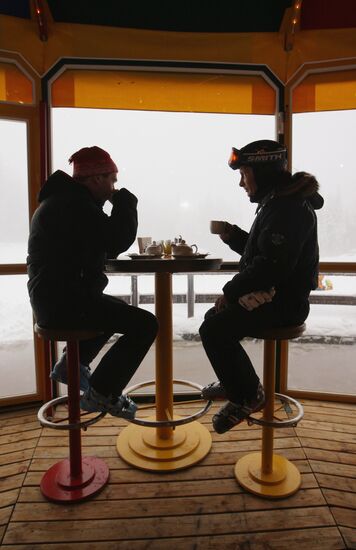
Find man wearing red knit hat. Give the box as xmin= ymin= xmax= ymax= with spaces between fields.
xmin=27 ymin=146 xmax=158 ymax=419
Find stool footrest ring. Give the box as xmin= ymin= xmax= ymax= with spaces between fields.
xmin=124 ymin=379 xmax=212 ymax=427
xmin=247 ymin=393 xmax=304 ymax=428
xmin=38 ymin=395 xmax=106 ymax=430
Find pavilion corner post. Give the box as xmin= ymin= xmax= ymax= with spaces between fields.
xmin=155 ymin=271 xmax=174 ymax=439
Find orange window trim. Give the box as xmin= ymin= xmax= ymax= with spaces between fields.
xmin=0 ymin=63 xmax=33 ymax=104
xmin=51 ymin=70 xmax=276 ymax=115
xmin=293 ymin=70 xmax=356 ymax=113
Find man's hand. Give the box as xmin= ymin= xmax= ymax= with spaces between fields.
xmin=239 ymin=288 xmax=276 ymax=311
xmin=108 ymin=189 xmax=120 ymax=204
xmin=219 ymin=222 xmax=234 ymax=243
xmin=215 ymin=295 xmax=228 ymax=312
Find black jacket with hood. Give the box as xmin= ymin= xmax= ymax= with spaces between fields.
xmin=27 ymin=170 xmax=138 ymax=323
xmin=222 ymin=171 xmax=323 ymax=323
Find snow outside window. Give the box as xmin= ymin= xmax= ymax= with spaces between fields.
xmin=0 ymin=275 xmax=36 ymax=399
xmin=0 ymin=119 xmax=29 ymax=264
xmin=290 ymin=110 xmax=356 ymax=395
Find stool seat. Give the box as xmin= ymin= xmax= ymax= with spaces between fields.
xmin=35 ymin=324 xmax=102 ymax=342
xmin=248 ymin=323 xmax=305 ymax=341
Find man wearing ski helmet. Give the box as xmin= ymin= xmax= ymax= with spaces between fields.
xmin=200 ymin=139 xmax=323 ymax=434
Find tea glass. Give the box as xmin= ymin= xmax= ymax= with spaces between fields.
xmin=163 ymin=239 xmax=172 ymax=257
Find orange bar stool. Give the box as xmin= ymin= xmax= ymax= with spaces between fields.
xmin=36 ymin=325 xmax=109 ymax=503
xmin=235 ymin=324 xmax=305 ymax=498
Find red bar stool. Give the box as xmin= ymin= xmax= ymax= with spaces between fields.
xmin=36 ymin=325 xmax=109 ymax=503
xmin=235 ymin=324 xmax=305 ymax=498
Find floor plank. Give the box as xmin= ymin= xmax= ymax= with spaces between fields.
xmin=27 ymin=446 xmax=307 ymax=471
xmin=315 ymin=473 xmax=356 ymax=493
xmin=2 ymin=507 xmax=336 ymax=544
xmin=322 ymin=488 xmax=356 ymax=509
xmin=339 ymin=526 xmax=356 ymax=549
xmin=0 ymin=527 xmax=346 ymax=549
xmin=0 ymin=489 xmax=20 ymax=508
xmin=11 ymin=488 xmax=326 ymax=522
xmin=0 ymin=449 xmax=35 ymax=467
xmin=17 ymin=472 xmax=319 ymax=504
xmin=331 ymin=506 xmax=356 ymax=529
xmin=0 ymin=506 xmax=13 ymax=527
xmin=23 ymin=458 xmax=311 ymax=485
xmin=309 ymin=459 xmax=356 ymax=478
xmin=0 ymin=473 xmax=26 ymax=493
xmin=304 ymin=447 xmax=356 ymax=466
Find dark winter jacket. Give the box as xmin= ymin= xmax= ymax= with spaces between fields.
xmin=223 ymin=171 xmax=323 ymax=321
xmin=27 ymin=170 xmax=138 ymax=324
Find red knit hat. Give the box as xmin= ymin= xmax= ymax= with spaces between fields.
xmin=68 ymin=146 xmax=118 ymax=177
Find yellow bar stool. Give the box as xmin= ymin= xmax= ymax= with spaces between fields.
xmin=235 ymin=324 xmax=305 ymax=498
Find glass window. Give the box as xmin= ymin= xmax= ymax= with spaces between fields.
xmin=51 ymin=84 xmax=276 ymax=390
xmin=52 ymin=108 xmax=275 ymax=260
xmin=287 ymin=274 xmax=356 ymax=395
xmin=291 ymin=71 xmax=356 ymax=398
xmin=0 ymin=119 xmax=29 ymax=263
xmin=293 ymin=109 xmax=356 ymax=261
xmin=0 ymin=275 xmax=37 ymax=399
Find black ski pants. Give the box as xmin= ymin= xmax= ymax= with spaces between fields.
xmin=199 ymin=299 xmax=308 ymax=404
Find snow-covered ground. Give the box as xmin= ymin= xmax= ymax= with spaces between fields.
xmin=106 ymin=272 xmax=356 ymax=341
xmin=1 ymin=269 xmax=356 ymax=399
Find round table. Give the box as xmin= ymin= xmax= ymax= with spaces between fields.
xmin=106 ymin=256 xmax=222 ymax=471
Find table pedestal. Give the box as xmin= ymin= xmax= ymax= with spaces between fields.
xmin=117 ymin=416 xmax=212 ymax=471
xmin=117 ymin=271 xmax=212 ymax=471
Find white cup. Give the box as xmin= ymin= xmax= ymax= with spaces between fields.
xmin=210 ymin=220 xmax=227 ymax=234
xmin=137 ymin=237 xmax=152 ymax=254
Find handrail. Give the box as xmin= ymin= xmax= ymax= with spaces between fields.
xmin=109 ymin=264 xmax=356 ymax=317
xmin=0 ymin=264 xmax=27 ymax=275
xmin=2 ymin=261 xmax=354 ymax=277
xmin=219 ymin=261 xmax=356 ymax=274
xmin=318 ymin=262 xmax=356 ymax=274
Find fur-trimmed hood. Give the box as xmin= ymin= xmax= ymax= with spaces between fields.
xmin=259 ymin=170 xmax=324 ymax=210
xmin=276 ymin=171 xmax=324 ymax=210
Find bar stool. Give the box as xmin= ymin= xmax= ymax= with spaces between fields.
xmin=234 ymin=323 xmax=305 ymax=498
xmin=36 ymin=325 xmax=109 ymax=503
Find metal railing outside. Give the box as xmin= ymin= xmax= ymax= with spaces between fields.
xmin=112 ymin=262 xmax=356 ymax=318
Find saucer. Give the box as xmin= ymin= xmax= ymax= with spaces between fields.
xmin=172 ymin=253 xmax=209 ymax=259
xmin=127 ymin=253 xmax=162 ymax=259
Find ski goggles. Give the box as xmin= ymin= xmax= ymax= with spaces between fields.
xmin=228 ymin=146 xmax=287 ymax=170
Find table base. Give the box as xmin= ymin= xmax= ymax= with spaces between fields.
xmin=117 ymin=416 xmax=212 ymax=471
xmin=234 ymin=452 xmax=301 ymax=498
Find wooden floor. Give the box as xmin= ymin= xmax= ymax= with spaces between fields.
xmin=0 ymin=399 xmax=356 ymax=549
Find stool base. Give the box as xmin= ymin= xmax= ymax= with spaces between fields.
xmin=40 ymin=456 xmax=109 ymax=503
xmin=117 ymin=416 xmax=212 ymax=471
xmin=235 ymin=452 xmax=301 ymax=498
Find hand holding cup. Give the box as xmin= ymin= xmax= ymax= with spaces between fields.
xmin=210 ymin=220 xmax=227 ymax=234
xmin=210 ymin=220 xmax=233 ymax=242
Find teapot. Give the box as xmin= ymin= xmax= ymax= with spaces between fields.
xmin=172 ymin=236 xmax=198 ymax=256
xmin=145 ymin=241 xmax=163 ymax=256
